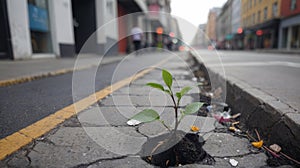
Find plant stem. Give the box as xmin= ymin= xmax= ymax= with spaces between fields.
xmin=170 ymin=94 xmax=178 ymax=133
xmin=280 ymin=152 xmax=300 ymax=165
xmin=159 ymin=120 xmax=171 ymax=132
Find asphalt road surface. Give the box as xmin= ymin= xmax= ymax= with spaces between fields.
xmin=0 ymin=52 xmax=177 ymax=139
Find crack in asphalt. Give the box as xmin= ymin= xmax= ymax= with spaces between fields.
xmin=213 ymin=151 xmax=262 ymax=159
xmin=71 ymin=155 xmax=128 ymax=168
xmin=135 ymin=126 xmax=149 ymax=139
xmin=80 ymin=123 xmax=129 ymax=127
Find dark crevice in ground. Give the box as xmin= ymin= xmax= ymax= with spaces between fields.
xmin=213 ymin=151 xmax=262 ymax=159
xmin=71 ymin=155 xmax=128 ymax=168
xmin=80 ymin=123 xmax=129 ymax=127
xmin=135 ymin=126 xmax=149 ymax=139
xmin=36 ymin=137 xmax=56 ymax=146
xmin=23 ymin=143 xmax=35 ymax=167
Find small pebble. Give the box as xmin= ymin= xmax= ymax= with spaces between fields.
xmin=192 ymin=77 xmax=197 ymax=81
xmin=229 ymin=159 xmax=238 ymax=167
xmin=270 ymin=144 xmax=281 ymax=153
xmin=127 ymin=119 xmax=141 ymax=126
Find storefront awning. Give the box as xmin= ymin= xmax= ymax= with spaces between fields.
xmin=225 ymin=34 xmax=234 ymax=40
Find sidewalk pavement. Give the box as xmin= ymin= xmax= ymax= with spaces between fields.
xmin=190 ymin=50 xmax=300 ymax=164
xmin=0 ymin=53 xmax=285 ymax=167
xmin=254 ymin=49 xmax=300 ymax=55
xmin=0 ymin=54 xmax=124 ymax=86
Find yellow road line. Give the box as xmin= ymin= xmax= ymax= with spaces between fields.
xmin=0 ymin=57 xmax=170 ymax=160
xmin=0 ymin=65 xmax=97 ymax=87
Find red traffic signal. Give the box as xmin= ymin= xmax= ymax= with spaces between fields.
xmin=237 ymin=28 xmax=243 ymax=34
xmin=256 ymin=30 xmax=263 ymax=36
xmin=156 ymin=27 xmax=163 ymax=34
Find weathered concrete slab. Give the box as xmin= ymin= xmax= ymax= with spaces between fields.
xmin=87 ymin=156 xmax=153 ymax=168
xmin=131 ymin=79 xmax=160 ymax=85
xmin=203 ymin=133 xmax=250 ymax=157
xmin=28 ymin=127 xmax=119 ymax=168
xmin=112 ymin=86 xmax=154 ymax=95
xmin=99 ymin=94 xmax=172 ymax=107
xmin=82 ymin=127 xmax=147 ymax=156
xmin=6 ymin=151 xmax=30 ymax=168
xmin=211 ymin=153 xmax=268 ymax=168
xmin=178 ymin=116 xmax=216 ymax=133
xmin=178 ymin=153 xmax=266 ymax=168
xmin=78 ymin=106 xmax=134 ymax=126
xmin=100 ymin=94 xmax=193 ymax=107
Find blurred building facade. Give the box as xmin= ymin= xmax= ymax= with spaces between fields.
xmin=278 ymin=0 xmax=300 ymax=50
xmin=205 ymin=8 xmax=221 ymax=45
xmin=191 ymin=24 xmax=207 ymax=49
xmin=216 ymin=0 xmax=233 ymax=49
xmin=231 ymin=0 xmax=243 ymax=49
xmin=241 ymin=0 xmax=282 ymax=49
xmin=0 ymin=0 xmax=13 ymax=59
xmin=200 ymin=0 xmax=300 ymax=51
xmin=1 ymin=0 xmax=179 ymax=60
xmin=214 ymin=0 xmax=242 ymax=50
xmin=117 ymin=0 xmax=148 ymax=54
xmin=3 ymin=0 xmax=123 ymax=60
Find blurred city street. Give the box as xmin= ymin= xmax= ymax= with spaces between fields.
xmin=1 ymin=0 xmax=300 ymax=167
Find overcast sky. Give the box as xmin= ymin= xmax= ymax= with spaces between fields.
xmin=171 ymin=0 xmax=227 ymax=44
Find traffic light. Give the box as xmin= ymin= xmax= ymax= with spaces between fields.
xmin=237 ymin=28 xmax=243 ymax=34
xmin=156 ymin=27 xmax=163 ymax=34
xmin=256 ymin=30 xmax=263 ymax=36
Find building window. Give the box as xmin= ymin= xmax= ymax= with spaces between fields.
xmin=291 ymin=25 xmax=300 ymax=48
xmin=27 ymin=0 xmax=53 ymax=53
xmin=247 ymin=16 xmax=249 ymax=26
xmin=264 ymin=7 xmax=268 ymax=20
xmin=272 ymin=2 xmax=278 ymax=17
xmin=257 ymin=11 xmax=261 ymax=23
xmin=291 ymin=0 xmax=297 ymax=10
xmin=249 ymin=0 xmax=252 ymax=8
xmin=253 ymin=13 xmax=256 ymax=24
xmin=106 ymin=1 xmax=113 ymax=15
xmin=259 ymin=0 xmax=262 ymax=3
xmin=254 ymin=0 xmax=256 ymax=6
xmin=282 ymin=28 xmax=288 ymax=48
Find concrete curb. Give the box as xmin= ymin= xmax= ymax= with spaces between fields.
xmin=189 ymin=51 xmax=300 ymax=161
xmin=0 ymin=57 xmax=123 ymax=87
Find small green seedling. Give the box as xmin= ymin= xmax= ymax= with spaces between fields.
xmin=130 ymin=69 xmax=203 ymax=133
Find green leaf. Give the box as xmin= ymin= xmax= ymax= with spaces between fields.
xmin=130 ymin=109 xmax=160 ymax=123
xmin=164 ymin=89 xmax=171 ymax=95
xmin=180 ymin=86 xmax=192 ymax=97
xmin=176 ymin=86 xmax=192 ymax=101
xmin=175 ymin=92 xmax=181 ymax=99
xmin=146 ymin=83 xmax=164 ymax=91
xmin=162 ymin=69 xmax=173 ymax=89
xmin=183 ymin=102 xmax=204 ymax=115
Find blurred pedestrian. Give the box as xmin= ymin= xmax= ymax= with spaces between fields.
xmin=131 ymin=25 xmax=143 ymax=53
